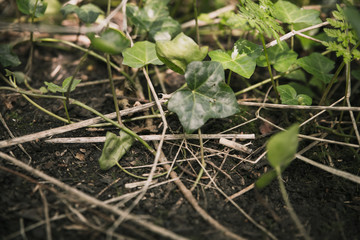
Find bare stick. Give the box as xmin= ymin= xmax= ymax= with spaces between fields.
xmin=219 ymin=138 xmax=252 ymax=154
xmin=45 ymin=133 xmax=255 ymax=143
xmin=0 ymin=151 xmax=188 ymax=240
xmin=0 ymin=101 xmax=162 ymax=149
xmin=266 ymin=21 xmax=329 ymax=48
xmin=238 ymin=101 xmax=360 ymax=111
xmin=296 ymin=154 xmax=360 ymax=185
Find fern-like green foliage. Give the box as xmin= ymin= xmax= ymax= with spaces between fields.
xmin=323 ymin=4 xmax=360 ymax=63
xmin=238 ymin=0 xmax=284 ymax=41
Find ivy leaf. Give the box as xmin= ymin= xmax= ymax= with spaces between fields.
xmin=209 ymin=39 xmax=261 ymax=78
xmin=277 ymin=85 xmax=312 ymax=106
xmin=88 ymin=28 xmax=130 ymax=55
xmin=122 ymin=41 xmax=163 ymax=68
xmin=267 ymin=124 xmax=299 ymax=169
xmin=209 ymin=50 xmax=256 ymax=79
xmin=168 ymin=61 xmax=239 ymax=133
xmin=0 ymin=44 xmax=21 ymax=67
xmin=44 ymin=77 xmax=81 ymax=93
xmin=297 ymin=52 xmax=334 ymax=84
xmin=61 ymin=3 xmax=103 ymax=24
xmin=273 ymin=0 xmax=321 ymax=25
xmin=149 ymin=17 xmax=181 ymax=41
xmin=257 ymin=42 xmax=298 ymax=72
xmin=156 ymin=33 xmax=208 ymax=74
xmin=99 ymin=131 xmax=135 ymax=170
xmin=127 ymin=3 xmax=168 ymax=32
xmin=16 ymin=0 xmax=47 ymax=17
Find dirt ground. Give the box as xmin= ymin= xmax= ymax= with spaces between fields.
xmin=1 ymin=42 xmax=360 ymax=240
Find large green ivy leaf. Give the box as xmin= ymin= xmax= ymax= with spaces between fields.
xmin=277 ymin=84 xmax=312 ymax=106
xmin=168 ymin=61 xmax=239 ymax=133
xmin=156 ymin=33 xmax=208 ymax=74
xmin=122 ymin=41 xmax=163 ymax=68
xmin=257 ymin=42 xmax=298 ymax=72
xmin=16 ymin=0 xmax=47 ymax=17
xmin=0 ymin=44 xmax=21 ymax=67
xmin=273 ymin=0 xmax=321 ymax=25
xmin=267 ymin=124 xmax=299 ymax=169
xmin=297 ymin=52 xmax=334 ymax=84
xmin=88 ymin=28 xmax=130 ymax=55
xmin=61 ymin=3 xmax=103 ymax=24
xmin=99 ymin=131 xmax=135 ymax=170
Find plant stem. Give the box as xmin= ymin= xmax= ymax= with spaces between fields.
xmin=227 ymin=70 xmax=232 ymax=85
xmin=260 ymin=34 xmax=280 ymax=102
xmin=319 ymin=61 xmax=345 ymax=105
xmin=25 ymin=0 xmax=40 ymax=74
xmin=107 ymin=53 xmax=123 ymax=126
xmin=193 ymin=0 xmax=200 ymax=45
xmin=276 ymin=167 xmax=311 ymax=240
xmin=65 ymin=51 xmax=89 ymax=123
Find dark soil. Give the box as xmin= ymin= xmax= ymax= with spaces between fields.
xmin=1 ymin=43 xmax=360 ymax=240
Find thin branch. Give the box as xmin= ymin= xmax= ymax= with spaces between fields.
xmin=0 ymin=101 xmax=163 ymax=149
xmin=0 ymin=151 xmax=188 ymax=240
xmin=44 ymin=134 xmax=255 ymax=143
xmin=296 ymin=154 xmax=360 ymax=185
xmin=238 ymin=101 xmax=360 ymax=111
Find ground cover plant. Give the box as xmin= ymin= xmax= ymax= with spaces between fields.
xmin=1 ymin=0 xmax=360 ymax=239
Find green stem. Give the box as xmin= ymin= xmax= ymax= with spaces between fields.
xmin=25 ymin=0 xmax=39 ymax=74
xmin=63 ymin=94 xmax=71 ymax=123
xmin=65 ymin=51 xmax=89 ymax=123
xmin=24 ymin=94 xmax=71 ymax=124
xmin=260 ymin=34 xmax=280 ymax=102
xmin=227 ymin=70 xmax=232 ymax=85
xmin=193 ymin=0 xmax=200 ymax=45
xmin=319 ymin=61 xmax=345 ymax=105
xmin=107 ymin=53 xmax=123 ymax=126
xmin=116 ymin=162 xmax=168 ymax=180
xmin=276 ymin=167 xmax=311 ymax=240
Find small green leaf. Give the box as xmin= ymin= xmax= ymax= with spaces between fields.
xmin=273 ymin=0 xmax=321 ymax=25
xmin=277 ymin=85 xmax=297 ymax=105
xmin=277 ymin=84 xmax=312 ymax=106
xmin=156 ymin=33 xmax=208 ymax=74
xmin=297 ymin=52 xmax=334 ymax=84
xmin=234 ymin=39 xmax=262 ymax=59
xmin=267 ymin=124 xmax=299 ymax=169
xmin=0 ymin=44 xmax=21 ymax=67
xmin=122 ymin=41 xmax=163 ymax=68
xmin=209 ymin=49 xmax=256 ymax=79
xmin=45 ymin=77 xmax=81 ymax=93
xmin=16 ymin=0 xmax=47 ymax=17
xmin=168 ymin=61 xmax=239 ymax=133
xmin=257 ymin=42 xmax=298 ymax=72
xmin=99 ymin=131 xmax=135 ymax=170
xmin=89 ymin=28 xmax=130 ymax=55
